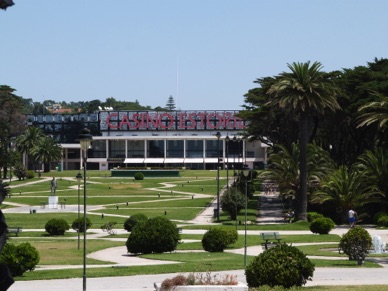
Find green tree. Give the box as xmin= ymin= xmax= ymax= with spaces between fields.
xmin=311 ymin=165 xmax=384 ymax=223
xmin=358 ymin=92 xmax=388 ymax=129
xmin=220 ymin=187 xmax=246 ymax=220
xmin=17 ymin=127 xmax=45 ymax=170
xmin=267 ymin=61 xmax=340 ymax=220
xmin=165 ymin=95 xmax=176 ymax=111
xmin=239 ymin=76 xmax=300 ymax=149
xmin=263 ymin=143 xmax=334 ymax=205
xmin=30 ymin=135 xmax=62 ymax=172
xmin=357 ymin=92 xmax=388 ymax=148
xmin=356 ymin=148 xmax=388 ymax=204
xmin=0 ymin=85 xmax=27 ymax=179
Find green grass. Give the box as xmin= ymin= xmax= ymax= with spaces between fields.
xmin=2 ymin=170 xmax=387 ymax=286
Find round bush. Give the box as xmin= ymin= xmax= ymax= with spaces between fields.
xmin=372 ymin=211 xmax=387 ymax=224
xmin=45 ymin=218 xmax=70 ymax=235
xmin=124 ymin=213 xmax=148 ymax=232
xmin=71 ymin=216 xmax=92 ymax=233
xmin=134 ymin=172 xmax=144 ymax=180
xmin=307 ymin=212 xmax=324 ymax=222
xmin=0 ymin=242 xmax=40 ymax=277
xmin=202 ymin=227 xmax=237 ymax=252
xmin=309 ymin=217 xmax=335 ymax=234
xmin=126 ymin=216 xmax=180 ymax=254
xmin=377 ymin=215 xmax=388 ymax=227
xmin=245 ymin=244 xmax=315 ymax=288
xmin=26 ymin=170 xmax=35 ymax=179
xmin=339 ymin=226 xmax=372 ymax=263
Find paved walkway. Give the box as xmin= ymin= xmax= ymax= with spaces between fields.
xmin=5 ymin=182 xmax=388 ymax=290
xmin=256 ymin=193 xmax=285 ymax=224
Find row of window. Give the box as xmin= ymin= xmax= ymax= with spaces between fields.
xmin=66 ymin=139 xmax=245 ymax=159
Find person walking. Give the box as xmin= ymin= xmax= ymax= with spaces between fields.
xmin=348 ymin=209 xmax=357 ymax=228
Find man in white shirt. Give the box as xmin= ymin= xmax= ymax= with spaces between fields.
xmin=348 ymin=209 xmax=357 ymax=228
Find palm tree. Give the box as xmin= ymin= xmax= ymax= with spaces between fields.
xmin=312 ymin=165 xmax=384 ymax=223
xmin=263 ymin=143 xmax=334 ymax=201
xmin=267 ymin=61 xmax=340 ymax=221
xmin=17 ymin=126 xmax=44 ymax=170
xmin=358 ymin=92 xmax=388 ymax=129
xmin=356 ymin=148 xmax=388 ymax=200
xmin=30 ymin=136 xmax=62 ymax=172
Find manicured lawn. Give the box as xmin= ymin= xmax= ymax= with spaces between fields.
xmin=2 ymin=169 xmax=386 ymax=286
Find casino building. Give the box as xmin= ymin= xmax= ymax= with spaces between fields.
xmin=26 ymin=110 xmax=268 ymax=171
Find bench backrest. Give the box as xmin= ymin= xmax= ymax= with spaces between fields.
xmin=261 ymin=232 xmax=280 ymax=240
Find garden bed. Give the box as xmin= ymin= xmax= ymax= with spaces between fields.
xmin=153 ymin=282 xmax=248 ymax=291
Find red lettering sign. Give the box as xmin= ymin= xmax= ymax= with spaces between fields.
xmin=103 ymin=111 xmax=245 ymax=131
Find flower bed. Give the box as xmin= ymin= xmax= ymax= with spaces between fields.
xmin=153 ymin=282 xmax=248 ymax=291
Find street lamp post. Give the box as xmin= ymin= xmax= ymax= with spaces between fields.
xmin=78 ymin=128 xmax=93 ymax=291
xmin=216 ymin=131 xmax=221 ymax=221
xmin=225 ymin=135 xmax=229 ymax=189
xmin=242 ymin=168 xmax=250 ymax=267
xmin=76 ymin=172 xmax=82 ymax=250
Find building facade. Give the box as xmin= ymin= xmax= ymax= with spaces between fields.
xmin=27 ymin=110 xmax=268 ymax=171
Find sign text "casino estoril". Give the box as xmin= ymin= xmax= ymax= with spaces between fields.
xmin=99 ymin=110 xmax=245 ymax=131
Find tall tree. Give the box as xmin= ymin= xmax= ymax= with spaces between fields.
xmin=357 ymin=92 xmax=388 ymax=147
xmin=165 ymin=95 xmax=176 ymax=111
xmin=16 ymin=127 xmax=45 ymax=170
xmin=30 ymin=135 xmax=62 ymax=172
xmin=239 ymin=77 xmax=300 ymax=149
xmin=0 ymin=85 xmax=26 ymax=179
xmin=267 ymin=61 xmax=340 ymax=221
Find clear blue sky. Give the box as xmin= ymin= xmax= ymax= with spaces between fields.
xmin=1 ymin=0 xmax=388 ymax=110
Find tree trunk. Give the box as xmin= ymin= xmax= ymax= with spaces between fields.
xmin=296 ymin=114 xmax=308 ymax=221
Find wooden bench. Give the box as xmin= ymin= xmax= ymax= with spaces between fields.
xmin=7 ymin=227 xmax=23 ymax=237
xmin=260 ymin=232 xmax=282 ymax=250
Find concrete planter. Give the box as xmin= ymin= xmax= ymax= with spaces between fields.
xmin=154 ymin=282 xmax=248 ymax=291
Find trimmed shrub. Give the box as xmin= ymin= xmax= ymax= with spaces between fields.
xmin=374 ymin=212 xmax=388 ymax=224
xmin=245 ymin=244 xmax=314 ymax=288
xmin=309 ymin=217 xmax=335 ymax=234
xmin=45 ymin=218 xmax=70 ymax=235
xmin=134 ymin=172 xmax=144 ymax=180
xmin=307 ymin=212 xmax=324 ymax=222
xmin=339 ymin=226 xmax=372 ymax=264
xmin=0 ymin=242 xmax=40 ymax=277
xmin=377 ymin=215 xmax=388 ymax=227
xmin=26 ymin=170 xmax=35 ymax=179
xmin=224 ymin=228 xmax=238 ymax=245
xmin=202 ymin=227 xmax=237 ymax=252
xmin=71 ymin=216 xmax=92 ymax=233
xmin=124 ymin=213 xmax=148 ymax=232
xmin=13 ymin=164 xmax=28 ymax=181
xmin=220 ymin=187 xmax=246 ymax=220
xmin=126 ymin=216 xmax=180 ymax=254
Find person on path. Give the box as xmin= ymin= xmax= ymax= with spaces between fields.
xmin=348 ymin=209 xmax=357 ymax=228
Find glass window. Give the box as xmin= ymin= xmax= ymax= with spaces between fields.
xmin=148 ymin=140 xmax=164 ymax=158
xmin=90 ymin=140 xmax=106 ymax=158
xmin=127 ymin=140 xmax=145 ymax=158
xmin=186 ymin=140 xmax=203 ymax=158
xmin=108 ymin=140 xmax=125 ymax=158
xmin=166 ymin=140 xmax=184 ymax=158
xmin=205 ymin=140 xmax=222 ymax=157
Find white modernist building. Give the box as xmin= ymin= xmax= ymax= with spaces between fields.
xmin=28 ymin=110 xmax=268 ymax=171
